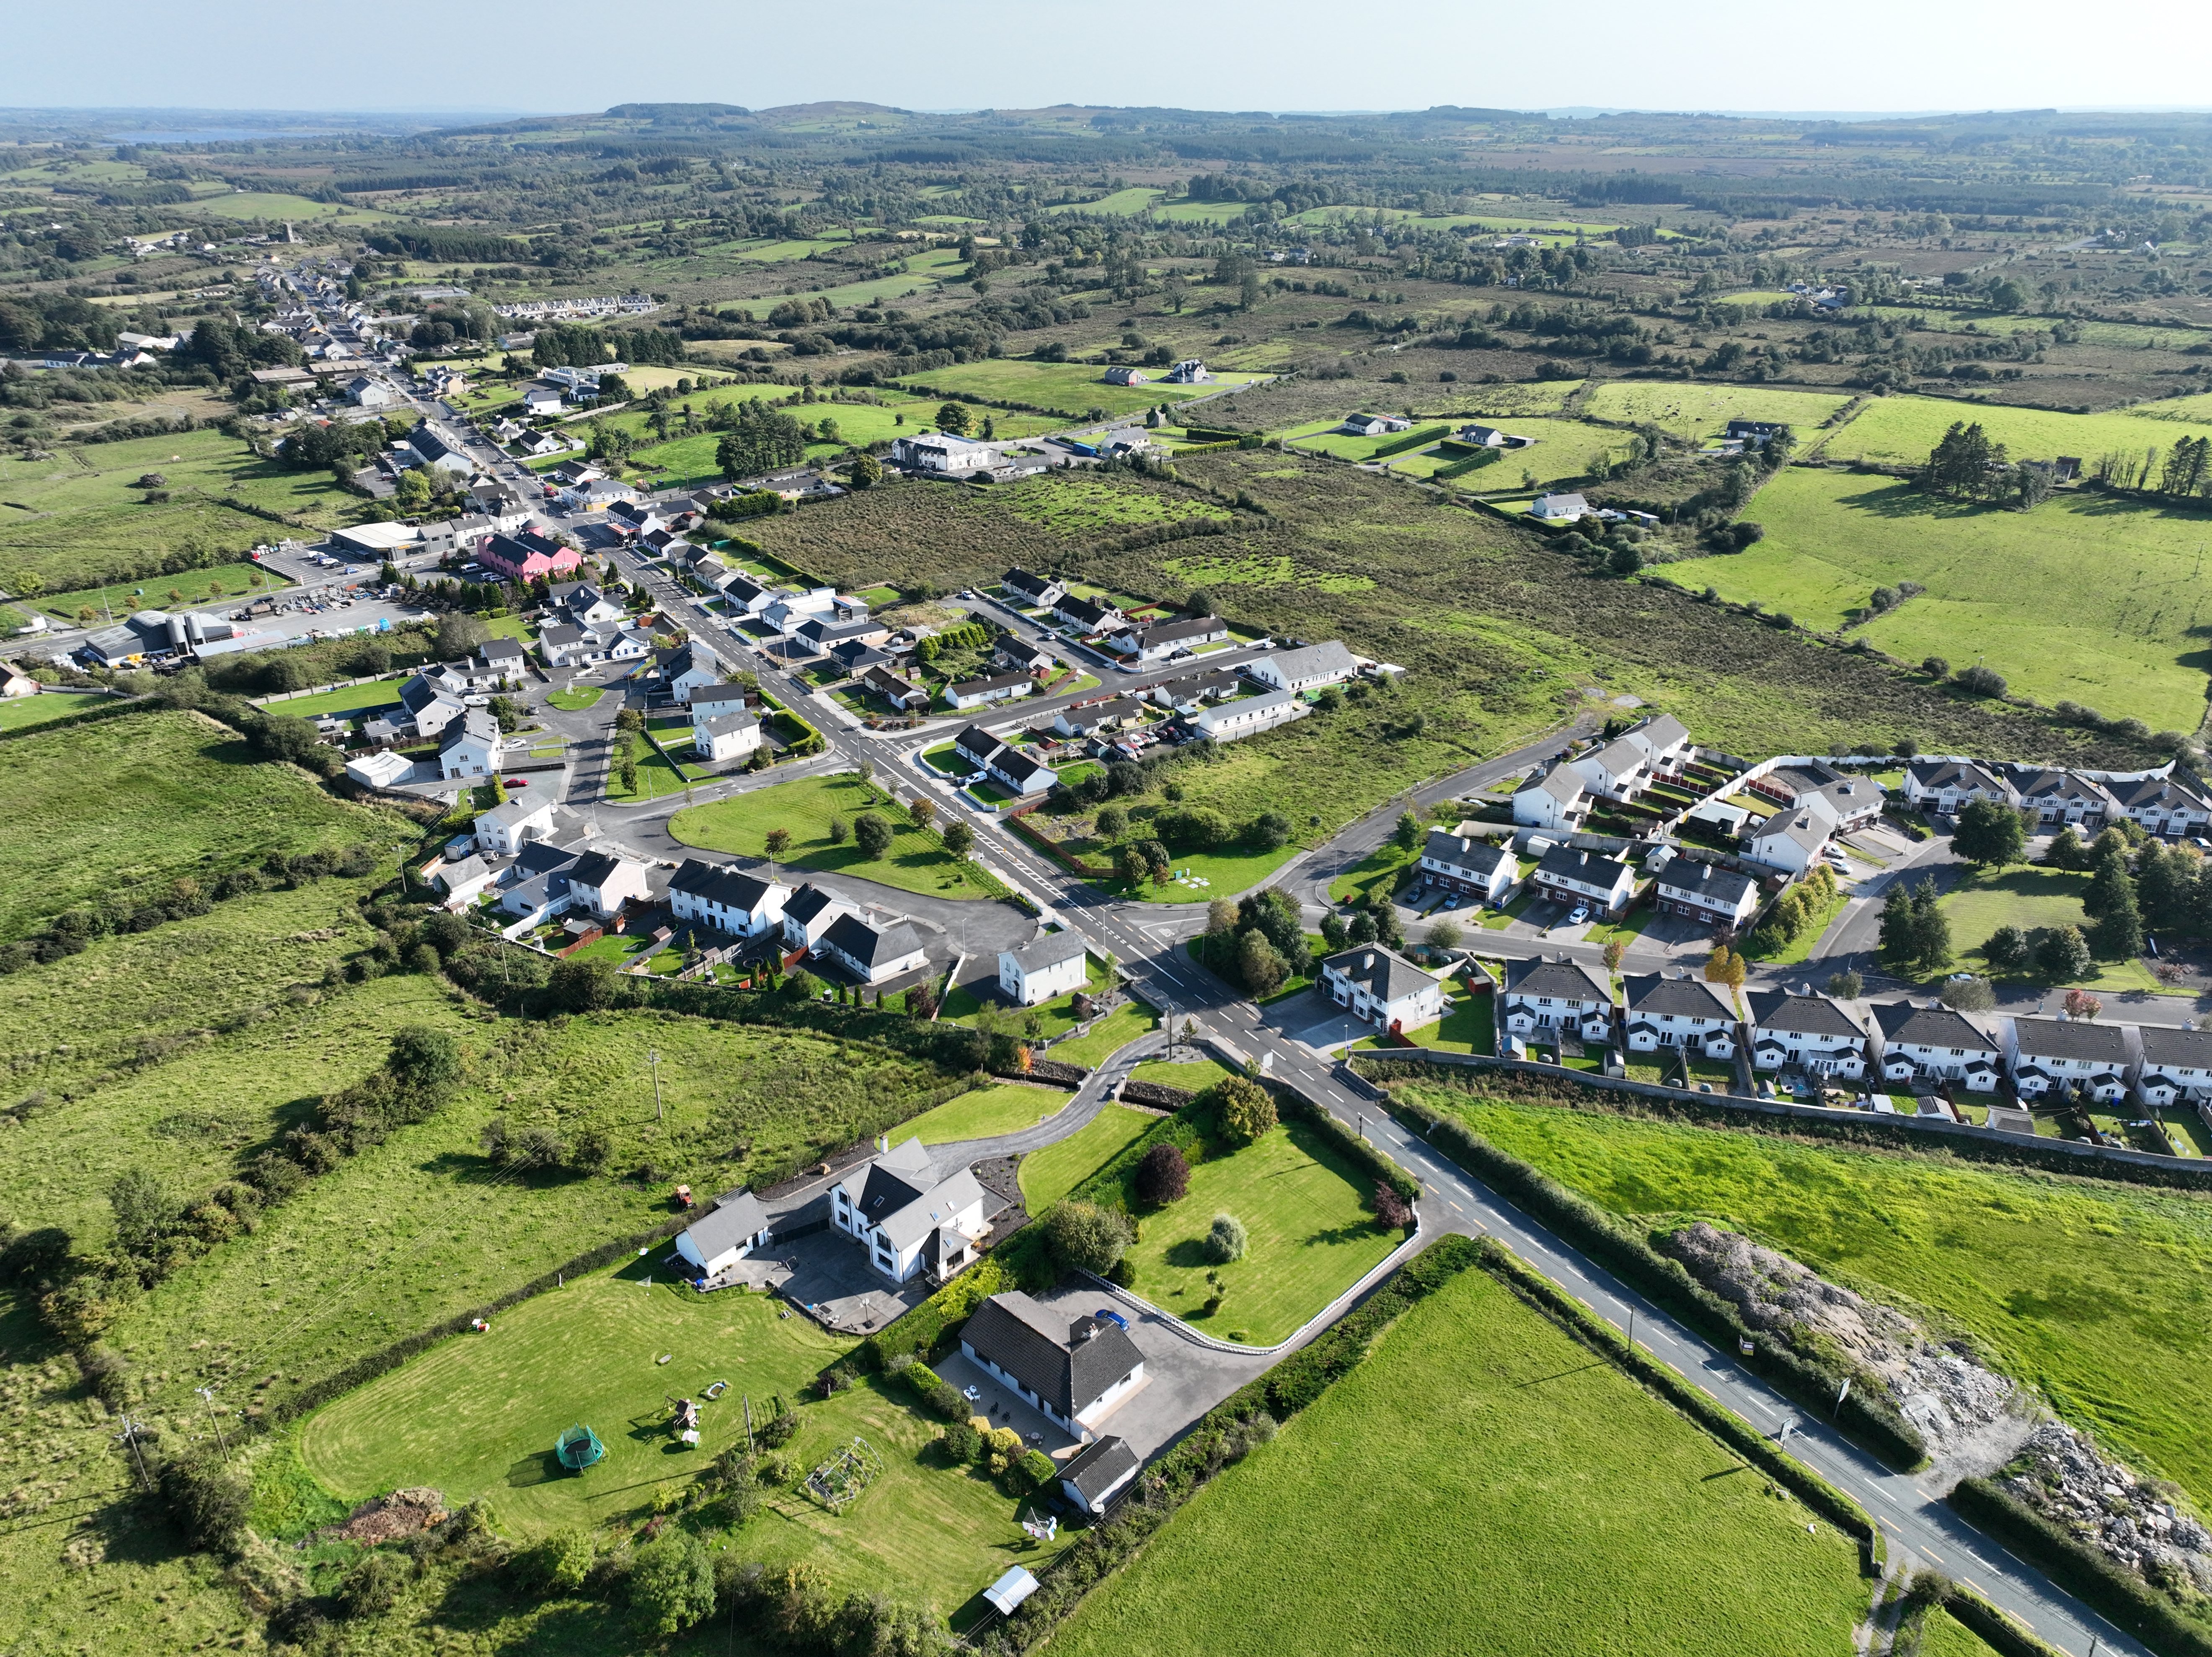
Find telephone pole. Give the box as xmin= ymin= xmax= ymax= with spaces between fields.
xmin=194 ymin=1386 xmax=232 ymax=1458
xmin=649 ymin=1048 xmax=664 ymax=1121
xmin=115 ymin=1415 xmax=154 ymax=1492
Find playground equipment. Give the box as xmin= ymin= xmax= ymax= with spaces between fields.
xmin=555 ymin=1424 xmax=605 ymax=1472
xmin=667 ymin=1396 xmax=701 ymax=1444
xmin=804 ymin=1436 xmax=884 ymax=1512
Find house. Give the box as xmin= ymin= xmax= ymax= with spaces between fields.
xmin=1054 ymin=697 xmax=1150 ymax=740
xmin=687 ymin=682 xmax=757 ymax=723
xmin=995 ymin=932 xmax=1089 ymax=1009
xmin=862 ymin=665 xmax=930 ymax=709
xmin=474 ymin=793 xmax=558 ymax=856
xmin=815 ymin=911 xmax=930 ymax=984
xmin=944 ymin=671 xmax=1035 ymax=710
xmin=1246 ymin=640 xmax=1356 ymax=694
xmin=830 ymin=1136 xmax=991 ymax=1284
xmin=1744 ymin=810 xmax=1831 ymax=875
xmin=1872 ymin=1003 xmax=2002 ymax=1092
xmin=2136 ymin=1025 xmax=2212 ymax=1106
xmin=1002 ymin=567 xmax=1066 ymax=608
xmin=1904 ymin=759 xmax=2010 ymax=817
xmin=497 ymin=843 xmax=589 ymax=929
xmin=959 ymin=1293 xmax=1146 ymax=1433
xmin=1147 ymin=669 xmax=1241 ymax=712
xmin=1621 ymin=974 xmax=1739 ymax=1056
xmin=1456 ymin=423 xmax=1532 ymax=449
xmin=2106 ymin=774 xmax=2212 ymax=839
xmin=1191 ymin=688 xmax=1303 ymax=741
xmin=951 ymin=724 xmax=1006 ymax=772
xmin=1339 ymin=413 xmax=1411 ymax=436
xmin=564 ymin=851 xmax=652 ymax=918
xmin=537 ymin=624 xmax=608 ymax=671
xmin=1513 ymin=764 xmax=1589 ymax=833
xmin=1745 ymin=988 xmax=1868 ymax=1078
xmin=673 ymin=1189 xmax=773 ymax=1279
xmin=1653 ymin=860 xmax=1761 ymax=930
xmin=606 ymin=499 xmax=667 ymax=538
xmin=656 ymin=640 xmax=726 ymax=703
xmin=782 ymin=882 xmax=858 ymax=950
xmin=403 ymin=420 xmax=473 ymax=475
xmin=669 ymin=859 xmax=790 ymax=937
xmin=996 ymin=640 xmax=1059 ymax=677
xmin=1164 ymin=359 xmax=1211 ymax=384
xmin=1616 ymin=713 xmax=1692 ymax=772
xmin=889 ymin=432 xmax=998 ymax=475
xmin=520 ymin=385 xmax=566 ymax=416
xmin=828 ymin=639 xmax=892 ymax=676
xmin=2005 ymin=768 xmax=2116 ymax=829
xmin=1105 ymin=615 xmax=1228 ymax=662
xmin=984 ymin=744 xmax=1056 ymax=798
xmin=480 ymin=529 xmax=583 ymax=583
xmin=1320 ymin=945 xmax=1448 ymax=1035
xmin=695 ymin=710 xmax=762 ymax=764
xmin=549 ymin=581 xmax=625 ymax=627
xmin=795 ymin=615 xmax=889 ymax=656
xmin=346 ymin=375 xmax=395 ymax=408
xmin=565 ymin=477 xmax=641 ymax=513
xmin=1057 ymin=1435 xmax=1140 ymax=1515
xmin=1756 ymin=761 xmax=1882 ymax=834
xmin=1101 ymin=366 xmax=1150 ymax=386
xmin=1501 ymin=956 xmax=1615 ymax=1042
xmin=437 ymin=709 xmax=502 ymax=779
xmin=1054 ymin=594 xmax=1126 ymax=634
xmin=432 ymin=854 xmax=495 ymax=909
xmin=473 ymin=638 xmax=527 ymax=684
xmin=2009 ymin=1017 xmax=2129 ymax=1102
xmin=1569 ymin=736 xmax=1654 ymax=803
xmin=513 ymin=427 xmax=571 ymax=457
xmin=1724 ymin=419 xmax=1788 ymax=447
xmin=1529 ymin=492 xmax=1589 ymax=521
xmin=1418 ymin=831 xmax=1516 ymax=904
xmin=398 ymin=672 xmax=468 ymax=739
xmin=1530 ymin=845 xmax=1636 ymax=918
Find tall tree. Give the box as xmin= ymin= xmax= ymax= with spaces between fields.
xmin=1952 ymin=798 xmax=2027 ymax=870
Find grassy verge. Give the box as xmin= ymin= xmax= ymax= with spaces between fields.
xmin=897 ymin=1081 xmax=1067 ymax=1144
xmin=669 ymin=772 xmax=999 ymax=900
xmin=545 ymin=686 xmax=606 ymax=711
xmin=1048 ymin=1002 xmax=1157 ymax=1069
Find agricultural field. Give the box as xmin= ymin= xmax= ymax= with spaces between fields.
xmin=1119 ymin=1118 xmax=1401 ymax=1345
xmin=1004 ymin=472 xmax=1232 ymax=534
xmin=35 ymin=559 xmax=286 ymax=624
xmin=0 ymin=707 xmax=403 ymax=943
xmin=1822 ymin=395 xmax=2212 ymax=470
xmin=1666 ymin=466 xmax=2212 ymax=729
xmin=1046 ymin=1258 xmax=1870 ymax=1657
xmin=1016 ymin=1103 xmax=1156 ymax=1212
xmin=189 ymin=191 xmax=396 ymax=223
xmin=1584 ymin=382 xmax=1859 ymax=439
xmin=1421 ymin=1090 xmax=2212 ymax=1512
xmin=893 ymin=360 xmax=1260 ymax=419
xmin=669 ymin=770 xmax=991 ymax=900
xmin=1046 ymin=188 xmax=1166 ymax=216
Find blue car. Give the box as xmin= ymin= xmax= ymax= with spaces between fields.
xmin=1093 ymin=1308 xmax=1129 ymax=1331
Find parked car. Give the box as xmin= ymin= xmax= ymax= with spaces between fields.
xmin=1567 ymin=905 xmax=1591 ymax=925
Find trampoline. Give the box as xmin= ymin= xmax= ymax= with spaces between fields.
xmin=555 ymin=1423 xmax=606 ymax=1472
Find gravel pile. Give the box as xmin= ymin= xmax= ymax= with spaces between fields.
xmin=2006 ymin=1423 xmax=2212 ymax=1590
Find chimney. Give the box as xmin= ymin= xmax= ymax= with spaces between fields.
xmin=1362 ymin=952 xmax=1375 ymax=970
xmin=1073 ymin=1319 xmax=1096 ymax=1344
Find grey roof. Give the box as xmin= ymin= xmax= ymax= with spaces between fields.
xmin=1657 ymin=860 xmax=1757 ymax=909
xmin=658 ymin=639 xmax=724 ymax=680
xmin=1872 ymin=1002 xmax=1998 ymax=1053
xmin=832 ymin=640 xmax=892 ymax=670
xmin=1004 ymin=566 xmax=1061 ymax=599
xmin=951 ymin=670 xmax=1035 ymax=698
xmin=822 ymin=910 xmax=924 ymax=970
xmin=2107 ymin=773 xmax=2211 ymax=813
xmin=1323 ymin=945 xmax=1439 ymax=1005
xmin=848 ymin=1136 xmax=935 ymax=1232
xmin=1058 ymin=594 xmax=1123 ymax=627
xmin=688 ymin=681 xmax=754 ymax=714
xmin=1504 ymin=955 xmax=1613 ymax=1005
xmin=2139 ymin=1025 xmax=2212 ymax=1071
xmin=539 ymin=622 xmax=589 ymax=649
xmin=682 ymin=1188 xmax=769 ymax=1263
xmin=1422 ymin=829 xmax=1512 ymax=877
xmin=876 ymin=1167 xmax=988 ymax=1253
xmin=671 ymin=858 xmax=783 ymax=914
xmin=1621 ymin=974 xmax=1738 ymax=1022
xmin=961 ymin=1292 xmax=1145 ymax=1420
xmin=698 ymin=710 xmax=760 ymax=738
xmin=1059 ymin=1435 xmax=1139 ymax=1503
xmin=1517 ymin=765 xmax=1586 ymax=804
xmin=1746 ymin=989 xmax=1866 ymax=1043
xmin=993 ymin=748 xmax=1055 ymax=789
xmin=475 ymin=637 xmax=525 ymax=663
xmin=2013 ymin=1017 xmax=2129 ymax=1064
xmin=1907 ymin=758 xmax=2005 ymax=794
xmin=1625 ymin=712 xmax=1689 ymax=752
xmin=1264 ymin=640 xmax=1356 ymax=682
xmin=952 ymin=723 xmax=1002 ymax=761
xmin=435 ymin=854 xmax=490 ymax=891
xmin=1586 ymin=737 xmax=1646 ymax=777
xmin=437 ymin=708 xmax=501 ymax=753
xmin=1119 ymin=615 xmax=1225 ymax=648
xmin=783 ymin=882 xmax=853 ymax=929
xmin=1007 ymin=930 xmax=1088 ymax=975
xmin=567 ymin=850 xmax=624 ymax=890
xmin=1751 ymin=811 xmax=1830 ymax=854
xmin=1534 ymin=845 xmax=1633 ymax=891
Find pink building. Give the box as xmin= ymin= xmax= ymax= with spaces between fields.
xmin=479 ymin=529 xmax=581 ymax=582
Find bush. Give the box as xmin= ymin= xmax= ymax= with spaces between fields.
xmin=1019 ymin=1448 xmax=1059 ymax=1491
xmin=1044 ymin=1198 xmax=1133 ymax=1275
xmin=938 ymin=1418 xmax=982 ymax=1463
xmin=1373 ymin=1181 xmax=1414 ymax=1229
xmin=159 ymin=1446 xmax=252 ymax=1551
xmin=629 ymin=1531 xmax=716 ymax=1637
xmin=1954 ymin=663 xmax=2008 ymax=698
xmin=336 ymin=1548 xmax=413 ymax=1619
xmin=1205 ymin=1212 xmax=1248 ymax=1264
xmin=1133 ymin=1142 xmax=1190 ymax=1206
xmin=757 ymin=1399 xmax=801 ymax=1449
xmin=1212 ymin=1076 xmax=1277 ymax=1146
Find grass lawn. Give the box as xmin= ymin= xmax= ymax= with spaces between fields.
xmin=1422 ymin=1089 xmax=2212 ymax=1514
xmin=545 ymin=686 xmax=606 ymax=711
xmin=1586 ymin=900 xmax=1666 ymax=948
xmin=941 ymin=953 xmax=1111 ymax=1038
xmin=1665 ymin=466 xmax=2212 ymax=730
xmin=1938 ymin=865 xmax=2177 ymax=995
xmin=1328 ymin=841 xmax=1416 ymax=905
xmin=1124 ymin=1055 xmax=1240 ymax=1093
xmin=262 ymin=676 xmax=408 ymax=718
xmin=605 ymin=742 xmax=712 ymax=803
xmin=36 ymin=559 xmax=288 ymax=623
xmin=1742 ymin=890 xmax=1849 ymax=966
xmin=1391 ymin=995 xmax=1496 ymax=1054
xmin=897 ymin=1081 xmax=1068 ymax=1144
xmin=1121 ymin=1119 xmax=1401 ymax=1345
xmin=1045 ymin=1259 xmax=1870 ymax=1657
xmin=669 ymin=771 xmax=991 ymax=900
xmin=1018 ymin=1103 xmax=1157 ymax=1213
xmin=1119 ymin=841 xmax=1305 ymax=905
xmin=0 ymin=689 xmax=116 ymax=731
xmin=1048 ymin=1002 xmax=1157 ymax=1069
xmin=1583 ymin=382 xmax=1859 ymax=441
xmin=1476 ymin=888 xmax=1545 ymax=930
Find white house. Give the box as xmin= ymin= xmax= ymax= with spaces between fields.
xmin=474 ymin=794 xmax=558 ymax=856
xmin=781 ymin=883 xmax=858 ymax=950
xmin=944 ymin=671 xmax=1035 ymax=710
xmin=1417 ymin=831 xmax=1516 ymax=904
xmin=1872 ymin=1002 xmax=2002 ymax=1092
xmin=2137 ymin=1025 xmax=2212 ymax=1106
xmin=1904 ymin=759 xmax=2010 ymax=817
xmin=1569 ymin=736 xmax=1654 ymax=803
xmin=1616 ymin=713 xmax=1692 ymax=772
xmin=891 ymin=432 xmax=998 ymax=474
xmin=346 ymin=374 xmax=396 ymax=408
xmin=1165 ymin=359 xmax=1210 ymax=384
xmin=563 ymin=850 xmax=653 ymax=918
xmin=960 ymin=1293 xmax=1146 ymax=1436
xmin=1246 ymin=640 xmax=1356 ymax=694
xmin=2005 ymin=768 xmax=2116 ymax=830
xmin=1191 ymin=689 xmax=1305 ymax=742
xmin=1530 ymin=845 xmax=1636 ymax=918
xmin=1053 ymin=697 xmax=1149 ymax=740
xmin=1620 ymin=974 xmax=1739 ymax=1056
xmin=669 ymin=858 xmax=790 ymax=937
xmin=432 ymin=854 xmax=496 ymax=909
xmin=695 ymin=710 xmax=762 ymax=764
xmin=1057 ymin=1436 xmax=1140 ymax=1515
xmin=2106 ymin=774 xmax=2212 ymax=840
xmin=656 ymin=640 xmax=726 ymax=703
xmin=2009 ymin=1017 xmax=2129 ymax=1103
xmin=520 ymin=385 xmax=566 ymax=416
xmin=1746 ymin=988 xmax=1867 ymax=1078
xmin=673 ymin=1188 xmax=773 ymax=1280
xmin=1003 ymin=567 xmax=1066 ymax=608
xmin=830 ymin=1136 xmax=992 ymax=1285
xmin=1339 ymin=413 xmax=1411 ymax=436
xmin=1653 ymin=860 xmax=1761 ymax=931
xmin=999 ymin=932 xmax=1090 ymax=1007
xmin=1055 ymin=594 xmax=1126 ymax=634
xmin=1319 ymin=945 xmax=1447 ymax=1035
xmin=1744 ymin=810 xmax=1831 ymax=874
xmin=1529 ymin=492 xmax=1590 ymax=521
xmin=1512 ymin=765 xmax=1588 ymax=833
xmin=814 ymin=911 xmax=930 ymax=984
xmin=1104 ymin=615 xmax=1228 ymax=662
xmin=1501 ymin=956 xmax=1615 ymax=1042
xmin=437 ymin=709 xmax=502 ymax=780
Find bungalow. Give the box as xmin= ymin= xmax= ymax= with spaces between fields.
xmin=999 ymin=931 xmax=1090 ymax=1006
xmin=669 ymin=859 xmax=790 ymax=937
xmin=1653 ymin=860 xmax=1760 ymax=930
xmin=1568 ymin=736 xmax=1654 ymax=803
xmin=564 ymin=850 xmax=653 ymax=918
xmin=1054 ymin=697 xmax=1150 ymax=740
xmin=480 ymin=529 xmax=582 ymax=583
xmin=1456 ymin=423 xmax=1532 ymax=449
xmin=474 ymin=794 xmax=558 ymax=856
xmin=1054 ymin=594 xmax=1126 ymax=634
xmin=437 ymin=709 xmax=502 ymax=780
xmin=830 ymin=1136 xmax=991 ymax=1285
xmin=1101 ymin=366 xmax=1150 ymax=385
xmin=1003 ymin=567 xmax=1066 ymax=608
xmin=1620 ymin=973 xmax=1739 ymax=1056
xmin=996 ymin=640 xmax=1059 ymax=678
xmin=655 ymin=640 xmax=726 ymax=703
xmin=433 ymin=854 xmax=495 ymax=909
xmin=1724 ymin=419 xmax=1788 ymax=448
xmin=1057 ymin=1436 xmax=1140 ymax=1515
xmin=951 ymin=724 xmax=1005 ymax=772
xmin=519 ymin=385 xmax=566 ymax=416
xmin=795 ymin=615 xmax=889 ymax=656
xmin=1904 ymin=759 xmax=2010 ymax=817
xmin=1245 ymin=640 xmax=1356 ymax=694
xmin=1512 ymin=764 xmax=1589 ymax=833
xmin=1529 ymin=492 xmax=1589 ymax=521
xmin=944 ymin=670 xmax=1035 ymax=710
xmin=862 ymin=665 xmax=930 ymax=709
xmin=1106 ymin=614 xmax=1229 ymax=662
xmin=1319 ymin=945 xmax=1448 ymax=1035
xmin=961 ymin=1293 xmax=1145 ymax=1434
xmin=1146 ymin=668 xmax=1241 ymax=712
xmin=2010 ymin=1017 xmax=2129 ymax=1103
xmin=1191 ymin=688 xmax=1303 ymax=741
xmin=1872 ymin=1002 xmax=2002 ymax=1092
xmin=1530 ymin=845 xmax=1636 ymax=918
xmin=781 ymin=883 xmax=858 ymax=951
xmin=1339 ymin=413 xmax=1411 ymax=436
xmin=1744 ymin=810 xmax=1831 ymax=875
xmin=984 ymin=744 xmax=1056 ymax=798
xmin=513 ymin=427 xmax=571 ymax=457
xmin=1745 ymin=988 xmax=1867 ymax=1078
xmin=815 ymin=911 xmax=930 ymax=984
xmin=2106 ymin=774 xmax=2212 ymax=839
xmin=673 ymin=1189 xmax=773 ymax=1279
xmin=1501 ymin=955 xmax=1615 ymax=1042
xmin=1417 ymin=830 xmax=1517 ymax=904
xmin=2137 ymin=1025 xmax=2212 ymax=1106
xmin=2005 ymin=768 xmax=2116 ymax=829
xmin=694 ymin=710 xmax=762 ymax=764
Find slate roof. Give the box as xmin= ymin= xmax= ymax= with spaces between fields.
xmin=1621 ymin=974 xmax=1738 ymax=1022
xmin=1504 ymin=955 xmax=1613 ymax=1005
xmin=698 ymin=710 xmax=760 ymax=739
xmin=1116 ymin=615 xmax=1225 ymax=650
xmin=783 ymin=882 xmax=852 ymax=930
xmin=1750 ymin=811 xmax=1830 ymax=856
xmin=1003 ymin=566 xmax=1061 ymax=601
xmin=1322 ymin=945 xmax=1440 ymax=1005
xmin=2013 ymin=1017 xmax=2129 ymax=1064
xmin=2107 ymin=774 xmax=2211 ymax=814
xmin=1517 ymin=765 xmax=1586 ymax=805
xmin=1007 ymin=931 xmax=1088 ymax=975
xmin=1584 ymin=737 xmax=1647 ymax=779
xmin=567 ymin=850 xmax=624 ymax=891
xmin=437 ymin=708 xmax=501 ymax=753
xmin=1058 ymin=594 xmax=1122 ymax=629
xmin=2139 ymin=1024 xmax=2212 ymax=1073
xmin=682 ymin=1189 xmax=769 ymax=1263
xmin=1534 ymin=845 xmax=1633 ymax=892
xmin=822 ymin=911 xmax=924 ymax=970
xmin=670 ymin=858 xmax=784 ymax=914
xmin=687 ymin=682 xmax=754 ymax=716
xmin=951 ymin=670 xmax=1035 ymax=699
xmin=1625 ymin=712 xmax=1689 ymax=753
xmin=961 ymin=1292 xmax=1145 ymax=1420
xmin=1907 ymin=758 xmax=2006 ymax=795
xmin=1746 ymin=989 xmax=1865 ymax=1042
xmin=1059 ymin=1435 xmax=1139 ymax=1504
xmin=1422 ymin=829 xmax=1513 ymax=878
xmin=1656 ymin=860 xmax=1757 ymax=909
xmin=1262 ymin=640 xmax=1356 ymax=683
xmin=1872 ymin=1002 xmax=1998 ymax=1053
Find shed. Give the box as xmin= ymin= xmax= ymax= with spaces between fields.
xmin=983 ymin=1567 xmax=1040 ymax=1616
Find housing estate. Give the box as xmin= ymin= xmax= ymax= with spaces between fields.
xmin=1512 ymin=764 xmax=1589 ymax=833
xmin=1620 ymin=974 xmax=1739 ymax=1057
xmin=1902 ymin=759 xmax=2010 ymax=816
xmin=1501 ymin=956 xmax=1615 ymax=1042
xmin=2009 ymin=1017 xmax=2129 ymax=1102
xmin=1002 ymin=567 xmax=1066 ymax=608
xmin=1530 ymin=845 xmax=1635 ymax=918
xmin=1652 ymin=859 xmax=1760 ymax=930
xmin=668 ymin=859 xmax=788 ymax=937
xmin=1318 ymin=945 xmax=1447 ymax=1035
xmin=2137 ymin=1025 xmax=2212 ymax=1106
xmin=1054 ymin=594 xmax=1125 ymax=634
xmin=944 ymin=670 xmax=1036 ymax=711
xmin=437 ymin=709 xmax=502 ymax=780
xmin=1417 ymin=830 xmax=1517 ymax=904
xmin=1872 ymin=1003 xmax=2001 ymax=1092
xmin=829 ymin=1136 xmax=992 ymax=1285
xmin=959 ymin=1293 xmax=1146 ymax=1437
xmin=814 ymin=911 xmax=930 ymax=984
xmin=1746 ymin=988 xmax=1867 ymax=1078
xmin=781 ymin=883 xmax=858 ymax=951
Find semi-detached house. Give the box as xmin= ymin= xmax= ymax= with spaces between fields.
xmin=1653 ymin=859 xmax=1760 ymax=930
xmin=1904 ymin=759 xmax=2009 ymax=816
xmin=2137 ymin=1025 xmax=2212 ymax=1106
xmin=1501 ymin=956 xmax=1615 ymax=1043
xmin=1620 ymin=973 xmax=1738 ymax=1056
xmin=2010 ymin=1017 xmax=2128 ymax=1102
xmin=1417 ymin=830 xmax=1516 ymax=904
xmin=1530 ymin=845 xmax=1635 ymax=918
xmin=668 ymin=859 xmax=789 ymax=937
xmin=1872 ymin=1002 xmax=2001 ymax=1092
xmin=1746 ymin=987 xmax=1867 ymax=1078
xmin=2106 ymin=774 xmax=2212 ymax=839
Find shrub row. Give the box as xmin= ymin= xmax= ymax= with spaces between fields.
xmin=1380 ymin=1088 xmax=1930 ymax=1470
xmin=1119 ymin=1079 xmax=1194 ymax=1110
xmin=1941 ymin=1586 xmax=2072 ymax=1657
xmin=1949 ymin=1478 xmax=2212 ymax=1657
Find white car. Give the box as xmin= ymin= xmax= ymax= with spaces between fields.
xmin=1567 ymin=905 xmax=1591 ymax=925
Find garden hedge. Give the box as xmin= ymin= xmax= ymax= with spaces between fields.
xmin=1941 ymin=1587 xmax=2072 ymax=1657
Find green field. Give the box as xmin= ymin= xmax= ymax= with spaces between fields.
xmin=669 ymin=771 xmax=990 ymax=899
xmin=1046 ymin=188 xmax=1165 ymax=216
xmin=1124 ymin=1055 xmax=1241 ymax=1094
xmin=897 ymin=1081 xmax=1067 ymax=1144
xmin=1120 ymin=1118 xmax=1400 ymax=1345
xmin=1047 ymin=1002 xmax=1157 ymax=1069
xmin=1006 ymin=473 xmax=1232 ymax=534
xmin=261 ymin=675 xmax=409 ymax=718
xmin=36 ymin=560 xmax=288 ymax=623
xmin=1421 ymin=1089 xmax=2212 ymax=1512
xmin=894 ymin=360 xmax=1259 ymax=419
xmin=191 ymin=190 xmax=396 ymax=223
xmin=1017 ymin=1103 xmax=1157 ymax=1212
xmin=0 ymin=689 xmax=115 ymax=731
xmin=1584 ymin=382 xmax=1859 ymax=439
xmin=1825 ymin=394 xmax=2212 ymax=470
xmin=1937 ymin=866 xmax=2168 ymax=995
xmin=1288 ymin=415 xmax=1638 ymax=488
xmin=1666 ymin=466 xmax=2212 ymax=728
xmin=1046 ymin=1258 xmax=1870 ymax=1657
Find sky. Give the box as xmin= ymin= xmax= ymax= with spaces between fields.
xmin=18 ymin=0 xmax=2212 ymax=119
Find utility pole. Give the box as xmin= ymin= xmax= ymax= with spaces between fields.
xmin=1627 ymin=1309 xmax=1636 ymax=1353
xmin=115 ymin=1415 xmax=154 ymax=1492
xmin=649 ymin=1048 xmax=664 ymax=1121
xmin=194 ymin=1386 xmax=232 ymax=1458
